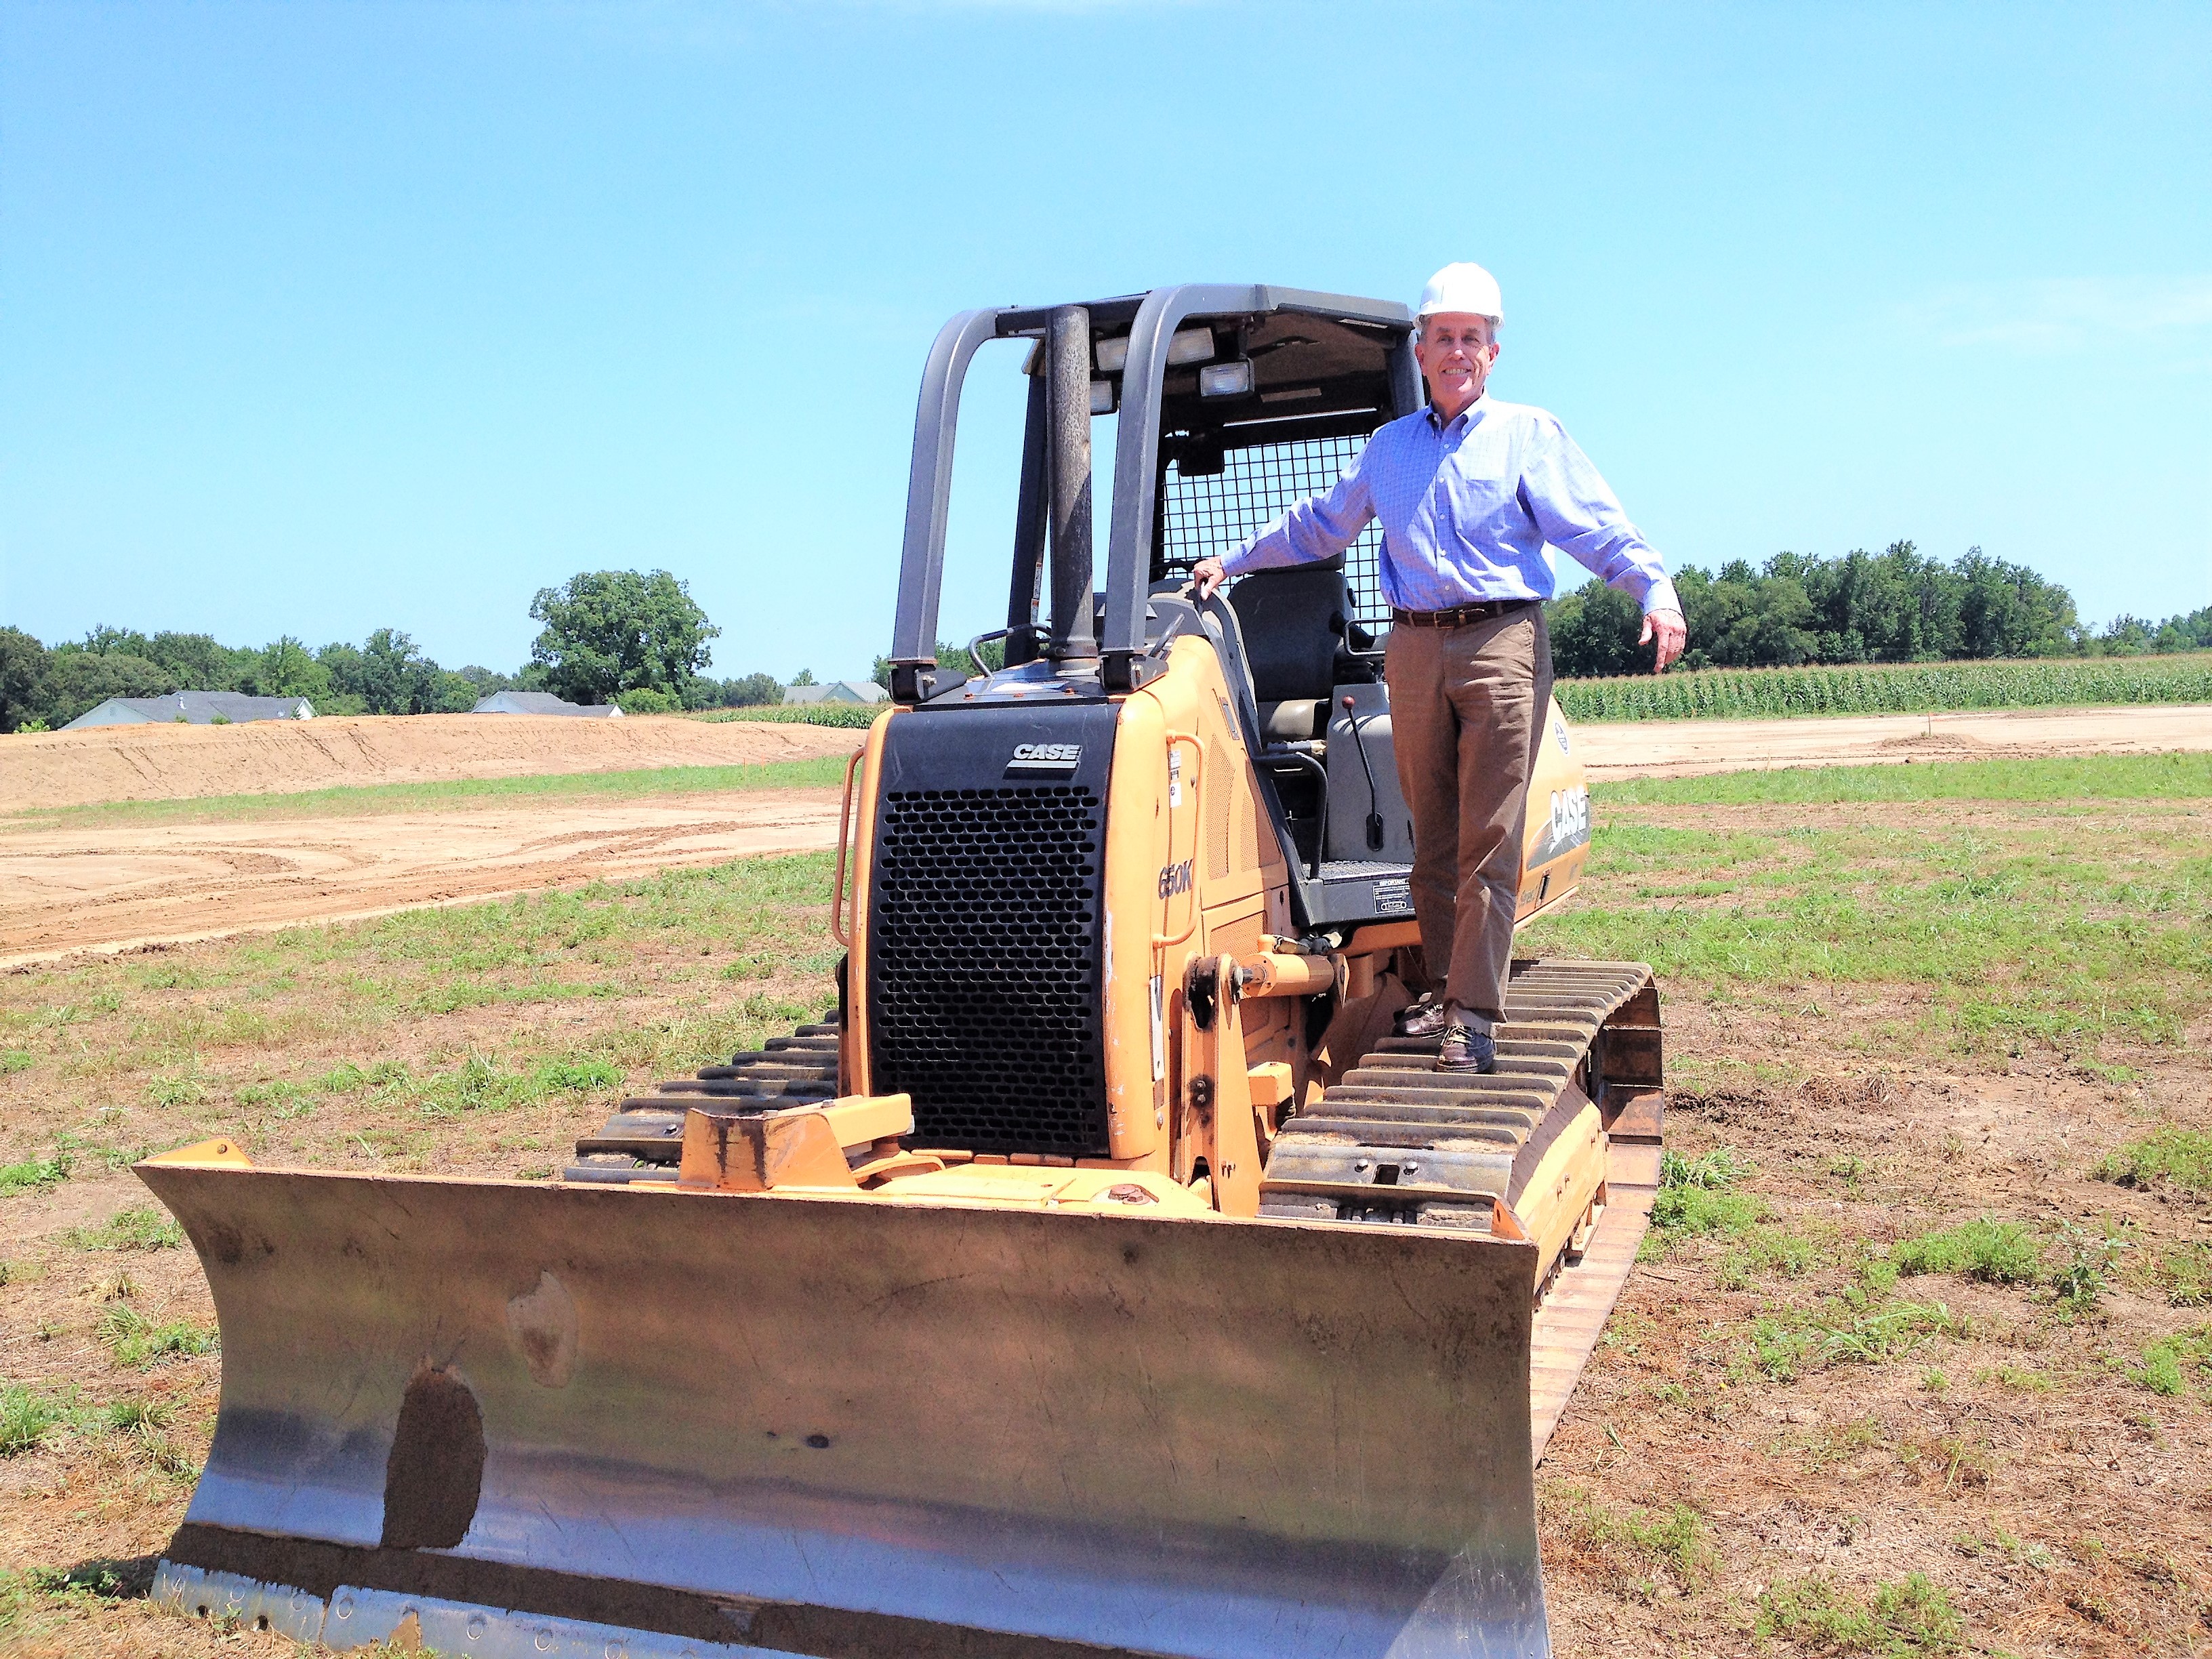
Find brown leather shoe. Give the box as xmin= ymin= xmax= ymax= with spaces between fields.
xmin=1437 ymin=1021 xmax=1496 ymax=1073
xmin=1394 ymin=996 xmax=1449 ymax=1039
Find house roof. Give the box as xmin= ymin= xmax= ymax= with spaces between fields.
xmin=470 ymin=691 xmax=623 ymax=718
xmin=782 ymin=680 xmax=888 ymax=705
xmin=61 ymin=692 xmax=315 ymax=731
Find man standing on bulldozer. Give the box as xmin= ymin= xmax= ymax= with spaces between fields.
xmin=1193 ymin=262 xmax=1687 ymax=1073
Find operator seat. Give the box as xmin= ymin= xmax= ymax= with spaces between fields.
xmin=1228 ymin=561 xmax=1351 ymax=741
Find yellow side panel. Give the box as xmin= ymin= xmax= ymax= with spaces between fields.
xmin=1517 ymin=697 xmax=1591 ymax=923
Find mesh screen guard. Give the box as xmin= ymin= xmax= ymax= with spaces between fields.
xmin=1159 ymin=429 xmax=1391 ymax=640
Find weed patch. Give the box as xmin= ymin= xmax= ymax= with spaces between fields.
xmin=1891 ymin=1217 xmax=2043 ymax=1286
xmin=0 ymin=1385 xmax=69 ymax=1456
xmin=2095 ymin=1126 xmax=2212 ymax=1194
xmin=1554 ymin=1489 xmax=1716 ymax=1598
xmin=1745 ymin=1299 xmax=1963 ymax=1382
xmin=1754 ymin=1570 xmax=1963 ymax=1654
xmin=1721 ymin=1223 xmax=1831 ymax=1286
xmin=2140 ymin=1241 xmax=2212 ymax=1306
xmin=1647 ymin=1145 xmax=1764 ymax=1252
xmin=60 ymin=1206 xmax=184 ymax=1252
xmin=96 ymin=1305 xmax=218 ymax=1368
xmin=2128 ymin=1326 xmax=2212 ymax=1398
xmin=0 ymin=1153 xmax=70 ymax=1195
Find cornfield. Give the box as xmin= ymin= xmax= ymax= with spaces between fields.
xmin=1555 ymin=653 xmax=2212 ymax=723
xmin=693 ymin=655 xmax=2212 ymax=728
xmin=692 ymin=703 xmax=881 ymax=729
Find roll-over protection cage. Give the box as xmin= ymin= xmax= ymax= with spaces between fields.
xmin=884 ymin=285 xmax=1423 ymax=703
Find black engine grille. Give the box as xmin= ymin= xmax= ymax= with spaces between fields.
xmin=869 ymin=782 xmax=1108 ymax=1155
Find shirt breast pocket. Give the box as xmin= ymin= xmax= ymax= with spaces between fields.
xmin=1444 ymin=448 xmax=1517 ymax=524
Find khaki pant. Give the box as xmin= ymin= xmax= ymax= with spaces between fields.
xmin=1382 ymin=608 xmax=1553 ymax=1031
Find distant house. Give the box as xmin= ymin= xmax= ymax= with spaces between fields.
xmin=62 ymin=692 xmax=314 ymax=731
xmin=783 ymin=680 xmax=888 ymax=705
xmin=470 ymin=691 xmax=623 ymax=718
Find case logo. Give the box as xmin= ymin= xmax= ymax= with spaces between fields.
xmin=1547 ymin=783 xmax=1590 ymax=848
xmin=1008 ymin=742 xmax=1082 ymax=771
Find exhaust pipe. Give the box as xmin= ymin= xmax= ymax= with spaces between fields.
xmin=1045 ymin=304 xmax=1097 ymax=665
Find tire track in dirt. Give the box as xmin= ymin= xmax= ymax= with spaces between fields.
xmin=0 ymin=793 xmax=844 ymax=966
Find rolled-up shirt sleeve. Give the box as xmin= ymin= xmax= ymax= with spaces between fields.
xmin=1218 ymin=448 xmax=1378 ymax=578
xmin=1520 ymin=417 xmax=1681 ymax=615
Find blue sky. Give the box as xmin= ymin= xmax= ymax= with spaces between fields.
xmin=4 ymin=1 xmax=2207 ymax=681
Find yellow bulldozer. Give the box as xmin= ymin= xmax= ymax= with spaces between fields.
xmin=138 ymin=285 xmax=1665 ymax=1659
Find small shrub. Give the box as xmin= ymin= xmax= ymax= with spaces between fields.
xmin=2049 ymin=1221 xmax=2125 ymax=1315
xmin=0 ymin=1153 xmax=70 ymax=1195
xmin=2095 ymin=1127 xmax=2212 ymax=1194
xmin=1891 ymin=1218 xmax=2043 ymax=1286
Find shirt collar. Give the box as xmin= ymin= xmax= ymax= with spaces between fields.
xmin=1425 ymin=393 xmax=1491 ymax=434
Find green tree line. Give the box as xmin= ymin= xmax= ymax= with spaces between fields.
xmin=0 ymin=570 xmax=788 ymax=733
xmin=1546 ymin=541 xmax=2210 ymax=678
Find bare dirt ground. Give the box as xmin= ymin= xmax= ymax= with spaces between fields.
xmin=1574 ymin=702 xmax=2212 ymax=779
xmin=0 ymin=795 xmax=843 ymax=966
xmin=1 ymin=703 xmax=2203 ymax=972
xmin=0 ymin=713 xmax=859 ymax=811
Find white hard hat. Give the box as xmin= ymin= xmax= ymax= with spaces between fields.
xmin=1415 ymin=262 xmax=1503 ymax=325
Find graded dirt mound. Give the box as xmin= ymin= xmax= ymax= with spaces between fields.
xmin=1572 ymin=703 xmax=2212 ymax=779
xmin=0 ymin=714 xmax=862 ymax=810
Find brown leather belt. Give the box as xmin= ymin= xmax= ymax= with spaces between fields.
xmin=1389 ymin=598 xmax=1538 ymax=629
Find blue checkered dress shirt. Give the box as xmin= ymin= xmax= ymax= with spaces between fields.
xmin=1219 ymin=395 xmax=1681 ymax=617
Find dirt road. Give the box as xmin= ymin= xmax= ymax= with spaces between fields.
xmin=1572 ymin=701 xmax=2212 ymax=778
xmin=0 ymin=793 xmax=842 ymax=966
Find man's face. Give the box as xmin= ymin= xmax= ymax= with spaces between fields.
xmin=1415 ymin=312 xmax=1498 ymax=413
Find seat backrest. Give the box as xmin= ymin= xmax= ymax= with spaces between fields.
xmin=1227 ymin=565 xmax=1349 ymax=705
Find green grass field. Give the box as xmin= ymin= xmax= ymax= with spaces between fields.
xmin=3 ymin=751 xmax=2209 ymax=1658
xmin=1555 ymin=651 xmax=2212 ymax=722
xmin=4 ymin=756 xmax=850 ymax=830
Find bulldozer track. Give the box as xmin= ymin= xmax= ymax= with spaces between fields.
xmin=567 ymin=1022 xmax=842 ymax=1180
xmin=1259 ymin=958 xmax=1661 ymax=1229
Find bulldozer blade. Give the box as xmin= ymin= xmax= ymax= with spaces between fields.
xmin=139 ymin=1161 xmax=1554 ymax=1659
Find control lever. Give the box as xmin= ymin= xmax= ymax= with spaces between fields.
xmin=1340 ymin=695 xmax=1386 ymax=853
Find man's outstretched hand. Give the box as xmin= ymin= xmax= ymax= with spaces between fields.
xmin=1191 ymin=556 xmax=1228 ymax=600
xmin=1641 ymin=607 xmax=1687 ymax=673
